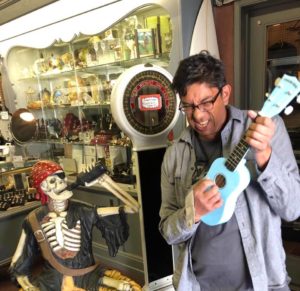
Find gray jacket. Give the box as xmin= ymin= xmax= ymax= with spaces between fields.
xmin=159 ymin=106 xmax=300 ymax=291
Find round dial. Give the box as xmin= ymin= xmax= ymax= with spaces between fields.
xmin=111 ymin=64 xmax=180 ymax=150
xmin=123 ymin=69 xmax=177 ymax=135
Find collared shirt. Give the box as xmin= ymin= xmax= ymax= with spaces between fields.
xmin=159 ymin=105 xmax=300 ymax=291
xmin=190 ymin=132 xmax=252 ymax=290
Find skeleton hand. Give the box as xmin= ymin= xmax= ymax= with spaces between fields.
xmin=116 ymin=281 xmax=133 ymax=291
xmin=123 ymin=205 xmax=136 ymax=214
xmin=102 ymin=276 xmax=133 ymax=291
xmin=17 ymin=275 xmax=40 ymax=291
xmin=103 ymin=269 xmax=142 ymax=291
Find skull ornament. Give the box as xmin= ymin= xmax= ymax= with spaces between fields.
xmin=31 ymin=160 xmax=72 ymax=204
xmin=40 ymin=172 xmax=73 ymax=201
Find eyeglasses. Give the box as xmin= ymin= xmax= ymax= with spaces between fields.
xmin=179 ymin=87 xmax=222 ymax=114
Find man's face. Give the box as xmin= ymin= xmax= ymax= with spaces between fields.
xmin=181 ymin=82 xmax=230 ymax=141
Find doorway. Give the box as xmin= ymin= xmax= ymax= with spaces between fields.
xmin=234 ymin=0 xmax=300 ymax=288
xmin=234 ymin=0 xmax=300 ymax=109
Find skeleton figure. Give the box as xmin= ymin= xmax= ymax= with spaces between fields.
xmin=10 ymin=160 xmax=140 ymax=291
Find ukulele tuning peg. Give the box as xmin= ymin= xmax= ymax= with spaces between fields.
xmin=274 ymin=77 xmax=281 ymax=87
xmin=265 ymin=92 xmax=269 ymax=98
xmin=284 ymin=105 xmax=294 ymax=116
xmin=297 ymin=95 xmax=300 ymax=104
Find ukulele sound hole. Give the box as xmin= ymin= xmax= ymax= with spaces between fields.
xmin=215 ymin=174 xmax=226 ymax=188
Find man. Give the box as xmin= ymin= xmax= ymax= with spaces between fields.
xmin=159 ymin=51 xmax=300 ymax=291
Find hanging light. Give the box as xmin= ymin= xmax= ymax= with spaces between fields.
xmin=20 ymin=111 xmax=35 ymax=122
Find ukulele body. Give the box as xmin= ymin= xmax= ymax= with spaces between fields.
xmin=201 ymin=157 xmax=251 ymax=226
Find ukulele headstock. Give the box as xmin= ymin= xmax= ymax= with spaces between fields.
xmin=259 ymin=74 xmax=300 ymax=118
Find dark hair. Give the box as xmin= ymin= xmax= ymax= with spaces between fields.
xmin=172 ymin=50 xmax=226 ymax=97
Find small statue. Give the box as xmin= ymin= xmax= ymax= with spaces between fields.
xmin=9 ymin=160 xmax=141 ymax=291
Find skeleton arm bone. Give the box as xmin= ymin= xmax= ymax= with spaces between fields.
xmin=10 ymin=230 xmax=39 ymax=291
xmin=85 ymin=173 xmax=139 ymax=213
xmin=97 ymin=205 xmax=136 ymax=216
xmin=70 ymin=163 xmax=139 ymax=213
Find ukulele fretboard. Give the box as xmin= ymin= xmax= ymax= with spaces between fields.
xmin=225 ymin=136 xmax=249 ymax=171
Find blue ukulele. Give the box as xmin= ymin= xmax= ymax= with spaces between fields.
xmin=201 ymin=74 xmax=300 ymax=226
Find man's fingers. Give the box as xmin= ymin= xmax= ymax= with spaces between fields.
xmin=248 ymin=110 xmax=258 ymax=121
xmin=206 ymin=190 xmax=222 ymax=210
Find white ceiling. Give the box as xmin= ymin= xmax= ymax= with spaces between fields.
xmin=0 ymin=0 xmax=57 ymax=25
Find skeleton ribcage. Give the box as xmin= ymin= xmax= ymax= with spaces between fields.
xmin=41 ymin=217 xmax=81 ymax=253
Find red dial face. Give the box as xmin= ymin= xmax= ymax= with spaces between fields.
xmin=123 ymin=70 xmax=177 ymax=135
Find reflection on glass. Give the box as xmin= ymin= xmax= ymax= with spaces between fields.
xmin=266 ymin=19 xmax=300 ymax=172
xmin=266 ymin=20 xmax=300 ymax=94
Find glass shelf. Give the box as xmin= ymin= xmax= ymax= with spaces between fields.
xmin=6 ymin=4 xmax=173 ymax=178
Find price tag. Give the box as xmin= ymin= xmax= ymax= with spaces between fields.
xmin=0 ymin=111 xmax=9 ymax=120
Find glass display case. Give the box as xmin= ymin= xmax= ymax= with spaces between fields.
xmin=5 ymin=4 xmax=173 ymax=178
xmin=0 ymin=1 xmax=184 ymax=287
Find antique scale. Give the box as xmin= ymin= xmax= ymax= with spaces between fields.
xmin=111 ymin=63 xmax=180 ymax=290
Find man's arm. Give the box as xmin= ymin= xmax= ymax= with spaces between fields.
xmin=254 ymin=115 xmax=300 ymax=221
xmin=159 ymin=146 xmax=198 ymax=245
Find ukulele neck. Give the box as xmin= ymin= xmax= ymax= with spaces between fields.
xmin=225 ymin=135 xmax=250 ymax=171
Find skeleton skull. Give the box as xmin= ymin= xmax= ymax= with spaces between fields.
xmin=31 ymin=160 xmax=73 ymax=204
xmin=40 ymin=171 xmax=73 ymax=201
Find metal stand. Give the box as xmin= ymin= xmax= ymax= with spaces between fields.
xmin=134 ymin=148 xmax=174 ymax=290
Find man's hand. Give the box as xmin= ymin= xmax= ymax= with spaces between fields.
xmin=193 ymin=179 xmax=222 ymax=223
xmin=245 ymin=110 xmax=275 ymax=170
